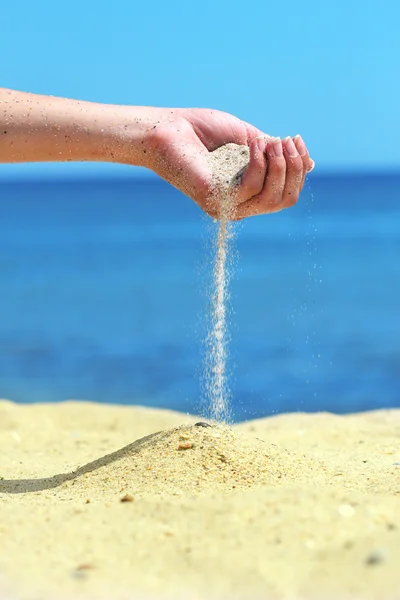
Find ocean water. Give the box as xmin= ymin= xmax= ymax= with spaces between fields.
xmin=0 ymin=173 xmax=399 ymax=421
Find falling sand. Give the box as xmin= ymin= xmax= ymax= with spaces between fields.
xmin=204 ymin=144 xmax=250 ymax=421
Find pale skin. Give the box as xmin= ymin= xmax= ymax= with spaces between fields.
xmin=0 ymin=88 xmax=314 ymax=219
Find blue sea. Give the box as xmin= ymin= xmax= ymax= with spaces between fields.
xmin=1 ymin=173 xmax=399 ymax=421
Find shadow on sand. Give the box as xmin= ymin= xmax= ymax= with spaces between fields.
xmin=0 ymin=428 xmax=177 ymax=495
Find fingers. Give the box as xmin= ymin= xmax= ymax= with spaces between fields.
xmin=234 ymin=137 xmax=288 ymax=219
xmin=293 ymin=134 xmax=311 ymax=190
xmin=281 ymin=136 xmax=304 ymax=206
xmin=235 ymin=135 xmax=314 ymax=219
xmin=234 ymin=136 xmax=269 ymax=204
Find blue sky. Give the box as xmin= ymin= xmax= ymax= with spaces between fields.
xmin=1 ymin=0 xmax=399 ymax=177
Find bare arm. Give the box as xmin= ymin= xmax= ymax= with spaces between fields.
xmin=0 ymin=87 xmax=155 ymax=165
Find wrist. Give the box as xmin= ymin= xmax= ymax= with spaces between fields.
xmin=98 ymin=105 xmax=168 ymax=169
xmin=0 ymin=89 xmax=176 ymax=168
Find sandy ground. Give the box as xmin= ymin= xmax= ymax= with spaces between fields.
xmin=0 ymin=400 xmax=399 ymax=600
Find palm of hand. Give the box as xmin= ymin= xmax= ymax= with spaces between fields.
xmin=145 ymin=108 xmax=313 ymax=220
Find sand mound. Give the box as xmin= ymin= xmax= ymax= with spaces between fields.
xmin=1 ymin=402 xmax=400 ymax=600
xmin=50 ymin=422 xmax=326 ymax=502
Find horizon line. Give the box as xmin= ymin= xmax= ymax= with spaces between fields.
xmin=1 ymin=165 xmax=400 ymax=184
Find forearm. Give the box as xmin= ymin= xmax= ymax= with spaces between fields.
xmin=0 ymin=88 xmax=155 ymax=166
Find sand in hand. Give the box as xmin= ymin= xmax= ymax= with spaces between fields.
xmin=1 ymin=400 xmax=400 ymax=600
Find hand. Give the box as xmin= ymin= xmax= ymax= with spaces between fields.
xmin=141 ymin=108 xmax=315 ymax=219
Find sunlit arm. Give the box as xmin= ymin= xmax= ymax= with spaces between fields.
xmin=0 ymin=87 xmax=152 ymax=166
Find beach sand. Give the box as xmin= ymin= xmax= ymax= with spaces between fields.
xmin=1 ymin=400 xmax=399 ymax=600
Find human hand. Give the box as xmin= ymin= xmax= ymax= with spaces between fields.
xmin=140 ymin=108 xmax=314 ymax=219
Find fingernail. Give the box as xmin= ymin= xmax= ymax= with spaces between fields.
xmin=307 ymin=159 xmax=315 ymax=172
xmin=273 ymin=138 xmax=283 ymax=157
xmin=294 ymin=134 xmax=307 ymax=156
xmin=284 ymin=137 xmax=298 ymax=157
